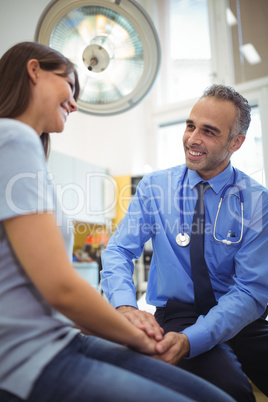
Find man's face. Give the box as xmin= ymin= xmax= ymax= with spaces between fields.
xmin=183 ymin=97 xmax=245 ymax=180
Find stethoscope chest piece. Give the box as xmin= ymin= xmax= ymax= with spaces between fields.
xmin=176 ymin=233 xmax=190 ymax=247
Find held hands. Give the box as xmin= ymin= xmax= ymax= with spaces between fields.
xmin=155 ymin=332 xmax=190 ymax=364
xmin=117 ymin=306 xmax=190 ymax=364
xmin=117 ymin=306 xmax=164 ymax=341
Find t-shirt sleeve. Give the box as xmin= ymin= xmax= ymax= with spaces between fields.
xmin=0 ymin=124 xmax=55 ymax=220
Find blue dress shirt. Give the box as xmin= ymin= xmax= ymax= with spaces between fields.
xmin=101 ymin=163 xmax=268 ymax=357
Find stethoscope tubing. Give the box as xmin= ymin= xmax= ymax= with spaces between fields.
xmin=178 ymin=167 xmax=244 ymax=246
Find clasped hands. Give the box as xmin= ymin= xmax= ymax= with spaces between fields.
xmin=117 ymin=306 xmax=190 ymax=365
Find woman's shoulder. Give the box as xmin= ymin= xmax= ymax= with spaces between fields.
xmin=0 ymin=118 xmax=40 ymax=148
xmin=0 ymin=118 xmax=47 ymax=173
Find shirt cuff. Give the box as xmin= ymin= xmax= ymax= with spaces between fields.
xmin=110 ymin=291 xmax=139 ymax=309
xmin=182 ymin=317 xmax=212 ymax=358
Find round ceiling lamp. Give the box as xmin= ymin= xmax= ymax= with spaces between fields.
xmin=35 ymin=0 xmax=161 ymax=116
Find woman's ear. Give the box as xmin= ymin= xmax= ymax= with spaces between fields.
xmin=27 ymin=59 xmax=40 ymax=85
xmin=229 ymin=134 xmax=246 ymax=154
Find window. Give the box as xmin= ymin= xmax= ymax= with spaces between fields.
xmin=156 ymin=0 xmax=213 ymax=105
xmin=232 ymin=105 xmax=265 ymax=184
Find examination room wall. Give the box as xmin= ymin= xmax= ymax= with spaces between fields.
xmin=2 ymin=0 xmax=268 ymax=181
xmin=0 ymin=0 xmax=156 ymax=177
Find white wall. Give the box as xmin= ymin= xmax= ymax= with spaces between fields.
xmin=0 ymin=0 xmax=157 ymax=177
xmin=51 ymin=96 xmax=150 ymax=177
xmin=0 ymin=0 xmax=50 ymax=55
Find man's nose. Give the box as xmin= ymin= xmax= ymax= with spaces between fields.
xmin=188 ymin=129 xmax=202 ymax=145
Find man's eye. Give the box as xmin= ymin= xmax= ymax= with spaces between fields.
xmin=204 ymin=129 xmax=214 ymax=136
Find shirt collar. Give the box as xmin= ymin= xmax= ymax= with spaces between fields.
xmin=187 ymin=163 xmax=234 ymax=195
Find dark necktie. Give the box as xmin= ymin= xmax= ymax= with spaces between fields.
xmin=190 ymin=182 xmax=216 ymax=315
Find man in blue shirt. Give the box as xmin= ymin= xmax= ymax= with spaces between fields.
xmin=101 ymin=85 xmax=268 ymax=401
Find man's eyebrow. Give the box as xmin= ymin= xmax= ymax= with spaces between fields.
xmin=186 ymin=119 xmax=221 ymax=134
xmin=186 ymin=119 xmax=194 ymax=125
xmin=203 ymin=124 xmax=221 ymax=134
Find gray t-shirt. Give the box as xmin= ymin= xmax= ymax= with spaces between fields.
xmin=0 ymin=119 xmax=78 ymax=399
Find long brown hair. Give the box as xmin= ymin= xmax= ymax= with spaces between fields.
xmin=0 ymin=41 xmax=80 ymax=157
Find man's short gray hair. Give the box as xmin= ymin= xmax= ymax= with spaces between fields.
xmin=200 ymin=84 xmax=251 ymax=136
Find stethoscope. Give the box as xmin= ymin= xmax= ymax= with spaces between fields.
xmin=176 ymin=167 xmax=244 ymax=247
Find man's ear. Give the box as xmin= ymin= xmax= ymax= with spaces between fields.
xmin=229 ymin=134 xmax=246 ymax=154
xmin=27 ymin=59 xmax=40 ymax=85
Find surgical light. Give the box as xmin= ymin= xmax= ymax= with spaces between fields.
xmin=35 ymin=0 xmax=161 ymax=116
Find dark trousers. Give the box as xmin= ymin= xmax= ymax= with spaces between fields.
xmin=155 ymin=300 xmax=268 ymax=402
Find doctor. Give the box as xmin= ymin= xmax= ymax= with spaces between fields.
xmin=101 ymin=84 xmax=268 ymax=402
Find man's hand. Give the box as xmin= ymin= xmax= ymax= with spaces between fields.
xmin=116 ymin=307 xmax=190 ymax=363
xmin=155 ymin=332 xmax=190 ymax=365
xmin=116 ymin=306 xmax=164 ymax=341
